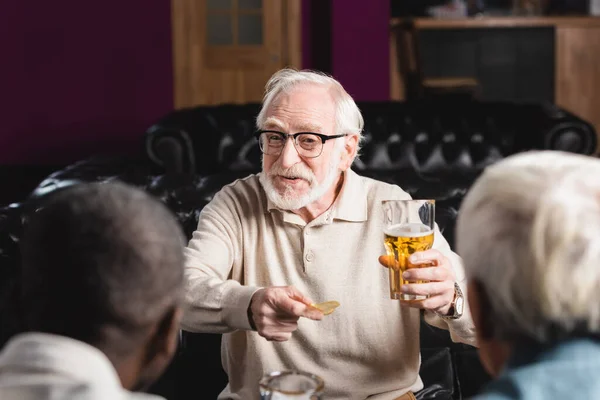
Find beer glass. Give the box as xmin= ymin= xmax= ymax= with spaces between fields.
xmin=259 ymin=370 xmax=324 ymax=400
xmin=382 ymin=199 xmax=435 ymax=300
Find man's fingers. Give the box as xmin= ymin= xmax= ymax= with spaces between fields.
xmin=272 ymin=288 xmax=322 ymax=321
xmin=258 ymin=328 xmax=293 ymax=342
xmin=378 ymin=255 xmax=399 ymax=269
xmin=286 ymin=286 xmax=314 ymax=306
xmin=403 ymin=266 xmax=450 ymax=282
xmin=401 ymin=281 xmax=452 ymax=297
xmin=252 ymin=286 xmax=326 ymax=342
xmin=293 ymin=302 xmax=324 ymax=321
xmin=380 ymin=254 xmax=436 ymax=270
xmin=399 ymin=295 xmax=448 ymax=311
xmin=269 ymin=332 xmax=292 ymax=342
xmin=275 ymin=315 xmax=302 ymax=323
xmin=408 ymin=249 xmax=443 ymax=265
xmin=274 ymin=319 xmax=299 ymax=332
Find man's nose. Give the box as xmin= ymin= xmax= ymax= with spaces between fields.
xmin=278 ymin=137 xmax=302 ymax=168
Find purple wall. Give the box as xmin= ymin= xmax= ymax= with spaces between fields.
xmin=302 ymin=0 xmax=390 ymax=101
xmin=0 ymin=1 xmax=173 ymax=165
xmin=331 ymin=0 xmax=390 ymax=101
xmin=0 ymin=1 xmax=389 ymax=165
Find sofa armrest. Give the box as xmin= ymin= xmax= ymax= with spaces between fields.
xmin=452 ymin=345 xmax=492 ymax=399
xmin=418 ymin=347 xmax=454 ymax=400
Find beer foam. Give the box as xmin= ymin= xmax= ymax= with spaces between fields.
xmin=385 ymin=223 xmax=433 ymax=237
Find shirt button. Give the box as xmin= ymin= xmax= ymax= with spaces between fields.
xmin=305 ymin=251 xmax=314 ymax=262
xmin=305 ymin=230 xmax=310 ymax=236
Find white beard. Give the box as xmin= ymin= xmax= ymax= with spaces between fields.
xmin=259 ymin=147 xmax=343 ymax=211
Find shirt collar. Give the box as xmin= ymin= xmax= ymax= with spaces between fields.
xmin=260 ymin=169 xmax=368 ymax=223
xmin=332 ymin=169 xmax=368 ymax=222
xmin=261 ymin=171 xmax=280 ymax=214
xmin=0 ymin=332 xmax=123 ymax=389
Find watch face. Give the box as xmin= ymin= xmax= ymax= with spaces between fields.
xmin=455 ymin=296 xmax=464 ymax=316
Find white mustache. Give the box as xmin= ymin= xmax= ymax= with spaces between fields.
xmin=268 ymin=163 xmax=316 ymax=184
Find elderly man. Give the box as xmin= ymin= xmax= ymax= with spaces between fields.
xmin=183 ymin=69 xmax=475 ymax=400
xmin=0 ymin=183 xmax=185 ymax=399
xmin=456 ymin=151 xmax=600 ymax=399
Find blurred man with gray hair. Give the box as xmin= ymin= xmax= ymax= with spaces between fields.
xmin=456 ymin=150 xmax=600 ymax=399
xmin=0 ymin=182 xmax=185 ymax=400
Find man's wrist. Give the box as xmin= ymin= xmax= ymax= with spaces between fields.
xmin=437 ymin=282 xmax=464 ymax=320
xmin=436 ymin=303 xmax=452 ymax=317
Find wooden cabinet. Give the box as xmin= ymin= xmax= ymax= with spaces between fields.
xmin=390 ymin=17 xmax=600 ymax=150
xmin=555 ymin=24 xmax=600 ymax=144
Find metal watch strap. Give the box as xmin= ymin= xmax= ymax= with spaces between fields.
xmin=441 ymin=282 xmax=463 ymax=320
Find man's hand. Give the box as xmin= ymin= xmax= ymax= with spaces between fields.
xmin=249 ymin=286 xmax=324 ymax=342
xmin=379 ymin=250 xmax=456 ymax=315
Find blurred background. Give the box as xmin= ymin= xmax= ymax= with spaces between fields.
xmin=1 ymin=0 xmax=599 ymax=203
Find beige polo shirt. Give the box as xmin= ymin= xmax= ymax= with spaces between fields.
xmin=182 ymin=169 xmax=476 ymax=400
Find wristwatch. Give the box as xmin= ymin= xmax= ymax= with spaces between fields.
xmin=441 ymin=282 xmax=464 ymax=320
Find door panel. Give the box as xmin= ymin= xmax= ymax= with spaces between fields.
xmin=172 ymin=0 xmax=301 ymax=107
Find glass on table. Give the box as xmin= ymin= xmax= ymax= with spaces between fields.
xmin=259 ymin=370 xmax=324 ymax=400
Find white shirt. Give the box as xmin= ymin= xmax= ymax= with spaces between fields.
xmin=0 ymin=332 xmax=165 ymax=400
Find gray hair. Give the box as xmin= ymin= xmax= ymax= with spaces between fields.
xmin=457 ymin=151 xmax=600 ymax=342
xmin=256 ymin=68 xmax=365 ymax=159
xmin=20 ymin=182 xmax=185 ymax=356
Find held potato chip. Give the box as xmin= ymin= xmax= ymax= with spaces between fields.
xmin=310 ymin=300 xmax=340 ymax=315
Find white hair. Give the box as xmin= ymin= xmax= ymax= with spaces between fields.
xmin=456 ymin=150 xmax=600 ymax=342
xmin=256 ymin=68 xmax=365 ymax=160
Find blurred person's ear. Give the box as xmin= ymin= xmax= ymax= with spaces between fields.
xmin=468 ymin=280 xmax=511 ymax=378
xmin=135 ymin=306 xmax=183 ymax=391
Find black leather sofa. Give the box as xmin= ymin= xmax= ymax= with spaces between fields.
xmin=0 ymin=99 xmax=596 ymax=399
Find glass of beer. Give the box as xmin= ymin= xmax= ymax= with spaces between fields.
xmin=382 ymin=199 xmax=435 ymax=300
xmin=259 ymin=370 xmax=324 ymax=400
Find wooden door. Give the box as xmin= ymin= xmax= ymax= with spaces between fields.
xmin=556 ymin=25 xmax=600 ymax=152
xmin=172 ymin=0 xmax=302 ymax=108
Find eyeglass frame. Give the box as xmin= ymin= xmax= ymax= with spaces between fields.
xmin=254 ymin=129 xmax=348 ymax=159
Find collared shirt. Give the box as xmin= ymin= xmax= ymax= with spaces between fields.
xmin=183 ymin=169 xmax=476 ymax=400
xmin=471 ymin=338 xmax=600 ymax=399
xmin=0 ymin=332 xmax=164 ymax=400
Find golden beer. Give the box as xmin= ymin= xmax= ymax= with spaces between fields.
xmin=384 ymin=223 xmax=434 ymax=300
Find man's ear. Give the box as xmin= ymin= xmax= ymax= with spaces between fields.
xmin=137 ymin=305 xmax=183 ymax=390
xmin=468 ymin=280 xmax=511 ymax=377
xmin=339 ymin=134 xmax=359 ymax=171
xmin=468 ymin=280 xmax=494 ymax=341
xmin=154 ymin=305 xmax=183 ymax=360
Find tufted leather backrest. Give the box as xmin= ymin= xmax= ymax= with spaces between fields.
xmin=145 ymin=100 xmax=596 ymax=178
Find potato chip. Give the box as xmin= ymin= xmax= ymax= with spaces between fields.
xmin=310 ymin=300 xmax=340 ymax=315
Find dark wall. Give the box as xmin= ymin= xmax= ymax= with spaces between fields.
xmin=0 ymin=1 xmax=173 ymax=166
xmin=331 ymin=0 xmax=390 ymax=101
xmin=420 ymin=27 xmax=555 ymax=103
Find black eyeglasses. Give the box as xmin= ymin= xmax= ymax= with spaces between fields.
xmin=255 ymin=130 xmax=347 ymax=159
